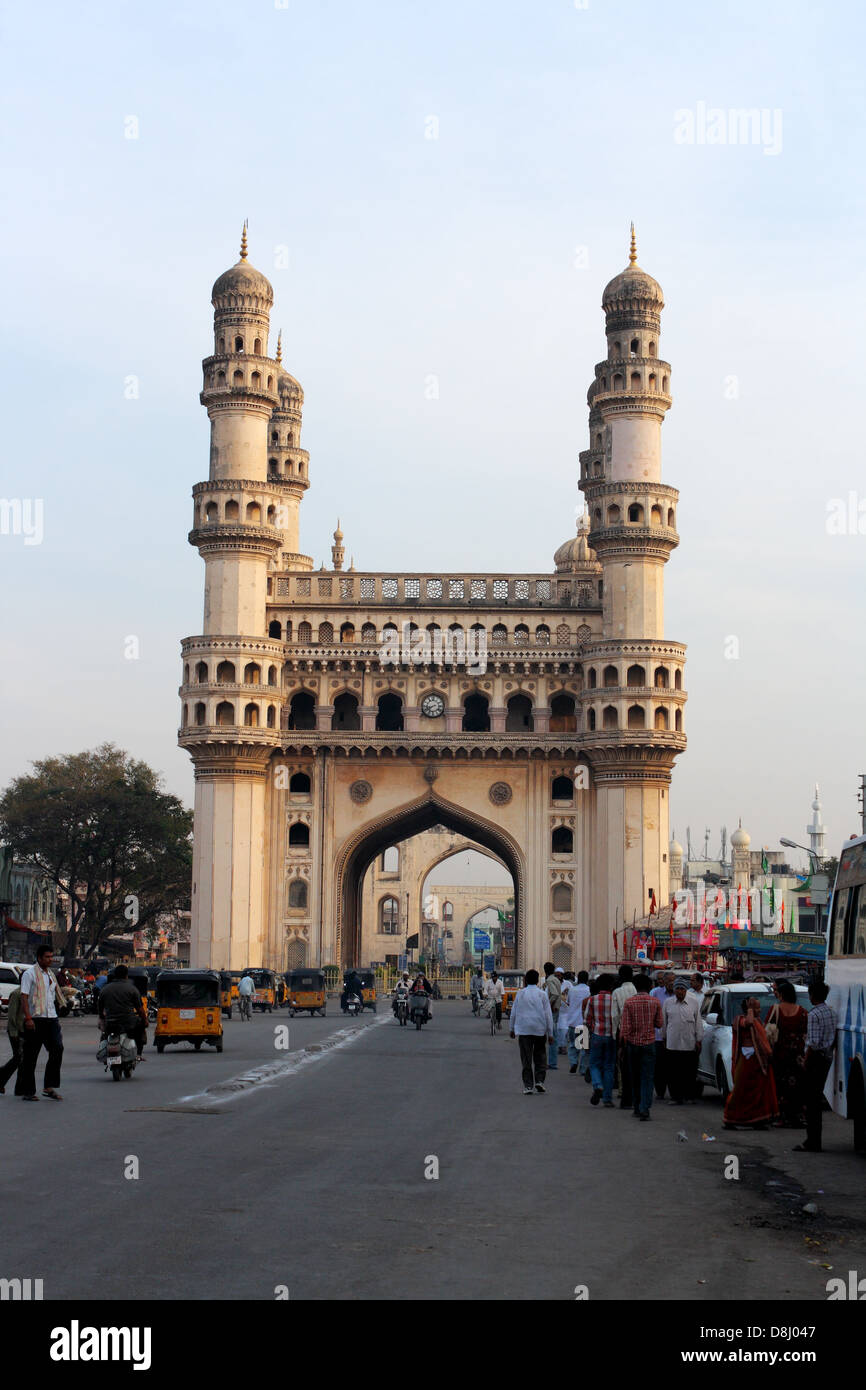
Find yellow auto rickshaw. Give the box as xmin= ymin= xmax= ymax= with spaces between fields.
xmin=355 ymin=968 xmax=377 ymax=1013
xmin=218 ymin=971 xmax=233 ymax=1019
xmin=286 ymin=968 xmax=327 ymax=1017
xmin=243 ymin=967 xmax=277 ymax=1013
xmin=228 ymin=969 xmax=244 ymax=1004
xmin=498 ymin=970 xmax=524 ymax=1017
xmin=154 ymin=970 xmax=223 ymax=1053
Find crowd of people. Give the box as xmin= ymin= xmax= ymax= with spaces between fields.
xmin=504 ymin=962 xmax=837 ymax=1152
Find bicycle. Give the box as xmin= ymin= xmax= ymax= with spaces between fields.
xmin=238 ymin=994 xmax=252 ymax=1021
xmin=480 ymin=997 xmax=501 ymax=1035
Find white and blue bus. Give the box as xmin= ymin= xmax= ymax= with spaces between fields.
xmin=826 ymin=834 xmax=866 ymax=1151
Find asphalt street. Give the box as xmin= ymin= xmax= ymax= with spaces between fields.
xmin=1 ymin=1001 xmax=864 ymax=1301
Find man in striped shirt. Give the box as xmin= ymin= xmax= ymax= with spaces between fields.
xmin=620 ymin=975 xmax=664 ymax=1120
xmin=584 ymin=974 xmax=616 ymax=1107
xmin=793 ymin=980 xmax=837 ymax=1154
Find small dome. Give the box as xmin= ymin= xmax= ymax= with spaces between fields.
xmin=669 ymin=837 xmax=683 ymax=858
xmin=731 ymin=823 xmax=751 ymax=848
xmin=212 ymin=257 xmax=274 ymax=308
xmin=554 ymin=512 xmax=600 ymax=574
xmin=602 ymin=261 xmax=664 ymax=315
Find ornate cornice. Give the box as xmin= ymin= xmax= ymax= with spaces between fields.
xmin=579 ymin=480 xmax=680 ymax=501
xmin=188 ymin=525 xmax=282 ymax=557
xmin=182 ymin=635 xmax=286 ymax=657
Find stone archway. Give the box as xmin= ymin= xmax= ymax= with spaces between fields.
xmin=336 ymin=790 xmax=524 ymax=967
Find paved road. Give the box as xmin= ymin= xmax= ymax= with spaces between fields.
xmin=1 ymin=1001 xmax=864 ymax=1301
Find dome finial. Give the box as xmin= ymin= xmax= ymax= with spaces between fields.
xmin=275 ymin=329 xmax=282 ymax=365
xmin=240 ymin=219 xmax=249 ymax=261
xmin=629 ymin=221 xmax=637 ymax=265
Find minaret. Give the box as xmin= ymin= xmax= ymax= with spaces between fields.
xmin=807 ymin=785 xmax=826 ymax=862
xmin=180 ymin=228 xmax=289 ymax=969
xmin=578 ymin=228 xmax=687 ymax=959
xmin=669 ymin=833 xmax=684 ymax=896
xmin=331 ymin=521 xmax=345 ymax=571
xmin=267 ymin=329 xmax=312 ymax=568
xmin=730 ymin=820 xmax=751 ymax=891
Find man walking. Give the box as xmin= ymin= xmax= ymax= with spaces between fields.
xmin=612 ymin=964 xmax=637 ymax=1109
xmin=584 ymin=974 xmax=617 ymax=1107
xmin=793 ymin=981 xmax=837 ymax=1154
xmin=650 ymin=972 xmax=675 ymax=1098
xmin=543 ymin=962 xmax=562 ymax=1071
xmin=510 ymin=969 xmax=554 ymax=1095
xmin=620 ymin=975 xmax=664 ymax=1120
xmin=566 ymin=970 xmax=591 ymax=1074
xmin=15 ymin=945 xmax=67 ymax=1102
xmin=663 ymin=977 xmax=703 ymax=1105
xmin=0 ymin=984 xmax=24 ymax=1092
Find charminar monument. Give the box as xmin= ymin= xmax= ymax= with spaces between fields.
xmin=179 ymin=225 xmax=687 ymax=971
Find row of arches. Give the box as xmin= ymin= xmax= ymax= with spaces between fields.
xmin=199 ymin=499 xmax=279 ymax=526
xmin=207 ymin=366 xmax=275 ymax=393
xmin=184 ymin=660 xmax=279 ymax=687
xmin=217 ymin=334 xmax=265 ymax=355
xmin=586 ymin=705 xmax=683 ymax=731
xmin=183 ymin=701 xmax=278 ymax=728
xmin=608 ymin=335 xmax=657 ymax=359
xmin=268 ymin=457 xmax=307 ymax=479
xmin=586 ymin=664 xmax=683 ymax=690
xmin=592 ymin=502 xmax=675 ymax=528
xmin=286 ymin=690 xmax=579 ymax=732
xmin=598 ymin=368 xmax=669 ymax=394
xmin=267 ymin=619 xmax=591 ymax=647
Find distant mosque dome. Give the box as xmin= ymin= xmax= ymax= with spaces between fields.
xmin=731 ymin=822 xmax=751 ymax=849
xmin=554 ymin=512 xmax=601 ymax=574
xmin=669 ymin=836 xmax=683 ymax=858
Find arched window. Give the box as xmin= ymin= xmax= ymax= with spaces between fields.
xmin=195 ymin=661 xmax=208 ymax=683
xmin=244 ymin=662 xmax=261 ymax=685
xmin=630 ymin=338 xmax=639 ymax=355
xmin=232 ymin=369 xmax=244 ymax=386
xmin=251 ymin=371 xmax=261 ymax=389
xmin=552 ymin=882 xmax=572 ymax=913
xmin=674 ymin=669 xmax=682 ymax=690
xmin=289 ymin=771 xmax=311 ymax=793
xmin=332 ymin=692 xmax=360 ymax=730
xmin=216 ymin=660 xmax=236 ymax=683
xmin=662 ymin=376 xmax=669 ymax=392
xmin=628 ymin=503 xmax=644 ymax=523
xmin=225 ymin=500 xmax=239 ymax=521
xmin=462 ymin=693 xmax=490 ymax=732
xmin=268 ymin=620 xmax=282 ymax=639
xmin=552 ymin=826 xmax=573 ymax=855
xmin=654 ymin=667 xmax=669 ymax=688
xmin=587 ymin=708 xmax=596 ymax=730
xmin=381 ymin=846 xmax=400 ymax=873
xmin=626 ymin=664 xmax=645 ymax=687
xmin=243 ymin=702 xmax=259 ymax=727
xmin=505 ymin=694 xmax=534 ymax=732
xmin=318 ymin=621 xmax=334 ymax=644
xmin=654 ymin=706 xmax=669 ymax=729
xmin=556 ymin=623 xmax=571 ymax=645
xmin=593 ymin=508 xmax=602 ymax=525
xmin=380 ymin=896 xmax=400 ymax=934
xmin=361 ymin=623 xmax=377 ymax=642
xmin=492 ymin=624 xmax=508 ymax=645
xmin=535 ymin=624 xmax=550 ymax=646
xmin=216 ymin=701 xmax=234 ymax=726
xmin=514 ymin=624 xmax=529 ymax=644
xmin=603 ymin=665 xmax=618 ymax=688
xmin=667 ymin=507 xmax=675 ymax=527
xmin=194 ymin=702 xmax=206 ymax=726
xmin=587 ymin=667 xmax=597 ymax=689
xmin=627 ymin=705 xmax=646 ymax=729
xmin=552 ymin=775 xmax=573 ymax=800
xmin=288 ymin=691 xmax=316 ymax=730
xmin=630 ymin=372 xmax=641 ymax=390
xmin=340 ymin=622 xmax=355 ymax=644
xmin=267 ymin=666 xmax=277 ymax=686
xmin=382 ymin=622 xmax=398 ymax=643
xmin=253 ymin=337 xmax=262 ymax=355
xmin=648 ymin=373 xmax=657 ymax=392
xmin=376 ymin=693 xmax=403 ymax=731
xmin=649 ymin=341 xmax=656 ymax=356
xmin=675 ymin=710 xmax=683 ymax=731
xmin=651 ymin=504 xmax=662 ymax=524
xmin=297 ymin=621 xmax=312 ymax=644
xmin=550 ymin=693 xmax=577 ymax=733
xmin=602 ymin=705 xmax=618 ymax=729
xmin=288 ymin=879 xmax=308 ymax=910
xmin=205 ymin=501 xmax=218 ymax=523
xmin=606 ymin=504 xmax=620 ymax=524
xmin=289 ymin=821 xmax=310 ymax=848
xmin=234 ymin=336 xmax=244 ymax=352
xmin=613 ymin=373 xmax=624 ymax=390
xmin=442 ymin=900 xmax=453 ymax=921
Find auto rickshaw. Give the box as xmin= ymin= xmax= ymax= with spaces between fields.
xmin=242 ymin=967 xmax=277 ymax=1013
xmin=355 ymin=968 xmax=377 ymax=1012
xmin=218 ymin=971 xmax=233 ymax=1019
xmin=498 ymin=970 xmax=524 ymax=1017
xmin=228 ymin=970 xmax=243 ymax=1004
xmin=286 ymin=968 xmax=327 ymax=1017
xmin=125 ymin=967 xmax=151 ymax=1010
xmin=154 ymin=970 xmax=223 ymax=1053
xmin=275 ymin=975 xmax=289 ymax=1008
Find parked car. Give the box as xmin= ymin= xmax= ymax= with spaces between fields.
xmin=0 ymin=962 xmax=23 ymax=1013
xmin=696 ymin=983 xmax=813 ymax=1098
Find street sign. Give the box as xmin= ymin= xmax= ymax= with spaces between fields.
xmin=398 ymin=954 xmax=408 ymax=972
xmin=483 ymin=952 xmax=495 ymax=973
xmin=473 ymin=930 xmax=491 ymax=951
xmin=809 ymin=873 xmax=830 ymax=906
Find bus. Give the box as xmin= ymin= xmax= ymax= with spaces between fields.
xmin=825 ymin=833 xmax=866 ymax=1151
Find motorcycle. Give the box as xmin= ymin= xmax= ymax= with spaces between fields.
xmin=344 ymin=992 xmax=363 ymax=1017
xmin=394 ymin=993 xmax=409 ymax=1026
xmin=97 ymin=1031 xmax=138 ymax=1081
xmin=409 ymin=994 xmax=430 ymax=1030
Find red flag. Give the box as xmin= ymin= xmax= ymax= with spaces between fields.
xmin=650 ymin=890 xmax=657 ymax=915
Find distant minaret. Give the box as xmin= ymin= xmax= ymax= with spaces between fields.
xmin=331 ymin=521 xmax=345 ymax=571
xmin=807 ymin=785 xmax=826 ymax=862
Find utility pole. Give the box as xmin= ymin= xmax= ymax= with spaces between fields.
xmin=859 ymin=773 xmax=866 ymax=836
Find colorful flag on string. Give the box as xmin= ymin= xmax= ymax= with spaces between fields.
xmin=650 ymin=890 xmax=657 ymax=916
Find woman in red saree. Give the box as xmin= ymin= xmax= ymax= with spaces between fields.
xmin=723 ymin=996 xmax=779 ymax=1129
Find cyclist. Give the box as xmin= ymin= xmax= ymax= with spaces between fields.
xmin=238 ymin=972 xmax=255 ymax=1020
xmin=470 ymin=968 xmax=484 ymax=1015
xmin=485 ymin=971 xmax=505 ymax=1029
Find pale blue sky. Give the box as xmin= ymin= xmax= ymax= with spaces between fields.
xmin=1 ymin=0 xmax=864 ymax=867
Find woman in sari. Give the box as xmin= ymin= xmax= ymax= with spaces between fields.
xmin=723 ymin=996 xmax=779 ymax=1129
xmin=767 ymin=980 xmax=807 ymax=1127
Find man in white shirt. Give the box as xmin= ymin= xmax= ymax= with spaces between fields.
xmin=566 ymin=970 xmax=591 ymax=1074
xmin=663 ymin=978 xmax=704 ymax=1104
xmin=484 ymin=971 xmax=505 ymax=1028
xmin=16 ymin=945 xmax=66 ymax=1102
xmin=510 ymin=969 xmax=555 ymax=1095
xmin=611 ymin=965 xmax=638 ymax=1109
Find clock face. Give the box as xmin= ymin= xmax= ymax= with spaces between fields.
xmin=421 ymin=693 xmax=445 ymax=719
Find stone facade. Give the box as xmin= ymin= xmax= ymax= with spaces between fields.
xmin=179 ymin=228 xmax=687 ymax=972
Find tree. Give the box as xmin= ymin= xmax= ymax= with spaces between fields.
xmin=0 ymin=743 xmax=192 ymax=961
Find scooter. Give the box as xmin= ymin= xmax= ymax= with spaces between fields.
xmin=97 ymin=1031 xmax=138 ymax=1081
xmin=394 ymin=994 xmax=409 ymax=1026
xmin=344 ymin=992 xmax=363 ymax=1017
xmin=409 ymin=994 xmax=430 ymax=1030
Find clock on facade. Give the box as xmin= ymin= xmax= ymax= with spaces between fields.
xmin=421 ymin=693 xmax=445 ymax=719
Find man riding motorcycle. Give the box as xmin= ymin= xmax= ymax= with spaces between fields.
xmin=409 ymin=972 xmax=433 ymax=1021
xmin=341 ymin=969 xmax=365 ymax=1014
xmin=392 ymin=972 xmax=411 ymax=1017
xmin=98 ymin=966 xmax=147 ymax=1058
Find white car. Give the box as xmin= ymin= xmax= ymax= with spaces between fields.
xmin=696 ymin=982 xmax=813 ymax=1098
xmin=0 ymin=962 xmax=23 ymax=1013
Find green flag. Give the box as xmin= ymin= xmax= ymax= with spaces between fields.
xmin=789 ymin=900 xmax=795 ymax=932
xmin=761 ymin=850 xmax=769 ymax=875
xmin=497 ymin=909 xmax=507 ymax=922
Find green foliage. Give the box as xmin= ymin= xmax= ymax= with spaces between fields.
xmin=0 ymin=743 xmax=192 ymax=960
